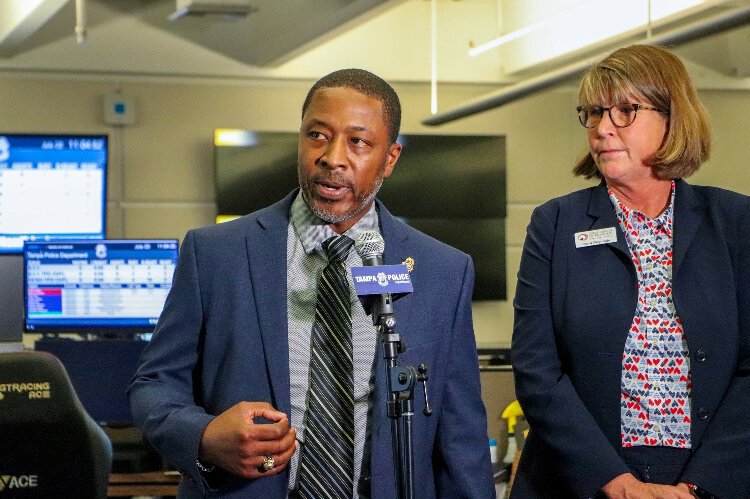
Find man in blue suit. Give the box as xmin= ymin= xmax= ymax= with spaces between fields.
xmin=129 ymin=69 xmax=494 ymax=498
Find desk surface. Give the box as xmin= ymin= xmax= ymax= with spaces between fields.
xmin=108 ymin=471 xmax=180 ymax=497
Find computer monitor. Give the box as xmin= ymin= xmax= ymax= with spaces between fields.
xmin=35 ymin=337 xmax=148 ymax=427
xmin=0 ymin=134 xmax=107 ymax=254
xmin=23 ymin=239 xmax=178 ymax=336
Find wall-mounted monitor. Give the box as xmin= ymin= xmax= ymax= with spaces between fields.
xmin=0 ymin=134 xmax=107 ymax=254
xmin=214 ymin=130 xmax=507 ymax=300
xmin=23 ymin=239 xmax=178 ymax=336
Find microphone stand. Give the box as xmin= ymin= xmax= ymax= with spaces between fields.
xmin=354 ymin=230 xmax=430 ymax=499
xmin=372 ymin=295 xmax=431 ymax=499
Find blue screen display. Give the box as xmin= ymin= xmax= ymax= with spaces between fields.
xmin=24 ymin=239 xmax=178 ymax=334
xmin=0 ymin=134 xmax=107 ymax=254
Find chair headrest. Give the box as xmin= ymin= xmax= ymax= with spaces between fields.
xmin=0 ymin=351 xmax=113 ymax=498
xmin=0 ymin=351 xmax=85 ymax=424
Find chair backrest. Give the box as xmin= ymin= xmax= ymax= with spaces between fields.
xmin=0 ymin=351 xmax=112 ymax=498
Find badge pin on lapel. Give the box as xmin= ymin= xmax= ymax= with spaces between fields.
xmin=402 ymin=257 xmax=414 ymax=272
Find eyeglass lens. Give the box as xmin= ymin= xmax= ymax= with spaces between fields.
xmin=578 ymin=104 xmax=637 ymax=128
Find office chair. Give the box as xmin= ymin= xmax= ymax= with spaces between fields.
xmin=0 ymin=351 xmax=113 ymax=498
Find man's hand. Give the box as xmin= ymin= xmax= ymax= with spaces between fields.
xmin=602 ymin=473 xmax=695 ymax=499
xmin=198 ymin=401 xmax=298 ymax=479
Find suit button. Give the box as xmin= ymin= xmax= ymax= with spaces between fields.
xmin=358 ymin=475 xmax=372 ymax=497
xmin=695 ymin=350 xmax=707 ymax=362
xmin=697 ymin=407 xmax=709 ymax=420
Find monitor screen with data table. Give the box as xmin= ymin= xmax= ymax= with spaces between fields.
xmin=23 ymin=239 xmax=178 ymax=336
xmin=0 ymin=133 xmax=107 ymax=254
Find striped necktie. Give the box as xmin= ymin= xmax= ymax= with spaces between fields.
xmin=298 ymin=235 xmax=355 ymax=498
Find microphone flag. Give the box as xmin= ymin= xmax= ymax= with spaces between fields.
xmin=351 ymin=264 xmax=413 ymax=296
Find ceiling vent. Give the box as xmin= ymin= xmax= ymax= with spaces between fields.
xmin=168 ymin=0 xmax=256 ymax=21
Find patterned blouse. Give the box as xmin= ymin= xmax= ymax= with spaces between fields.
xmin=609 ymin=182 xmax=692 ymax=449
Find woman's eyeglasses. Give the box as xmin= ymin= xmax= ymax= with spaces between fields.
xmin=576 ymin=103 xmax=669 ymax=128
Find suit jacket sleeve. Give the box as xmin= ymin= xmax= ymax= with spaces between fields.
xmin=128 ymin=229 xmax=216 ymax=489
xmin=679 ymin=196 xmax=750 ymax=497
xmin=512 ymin=201 xmax=629 ymax=496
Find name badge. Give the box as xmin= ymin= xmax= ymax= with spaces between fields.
xmin=574 ymin=227 xmax=617 ymax=248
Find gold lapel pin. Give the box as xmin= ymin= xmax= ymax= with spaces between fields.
xmin=402 ymin=257 xmax=414 ymax=272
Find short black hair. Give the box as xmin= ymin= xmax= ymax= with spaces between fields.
xmin=301 ymin=68 xmax=401 ymax=144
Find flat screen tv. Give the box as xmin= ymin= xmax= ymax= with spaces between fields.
xmin=23 ymin=239 xmax=179 ymax=336
xmin=214 ymin=130 xmax=506 ymax=300
xmin=0 ymin=133 xmax=107 ymax=254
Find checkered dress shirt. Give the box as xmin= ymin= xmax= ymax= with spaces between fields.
xmin=286 ymin=192 xmax=379 ymax=494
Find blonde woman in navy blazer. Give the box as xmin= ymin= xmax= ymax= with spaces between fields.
xmin=512 ymin=45 xmax=750 ymax=498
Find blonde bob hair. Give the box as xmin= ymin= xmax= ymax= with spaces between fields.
xmin=574 ymin=44 xmax=711 ymax=179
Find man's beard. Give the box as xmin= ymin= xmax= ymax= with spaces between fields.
xmin=298 ymin=164 xmax=385 ymax=225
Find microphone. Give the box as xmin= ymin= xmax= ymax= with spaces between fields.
xmin=355 ymin=229 xmax=385 ymax=266
xmin=354 ymin=230 xmax=394 ymax=324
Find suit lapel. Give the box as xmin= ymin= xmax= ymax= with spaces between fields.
xmin=587 ymin=180 xmax=632 ymax=258
xmin=672 ymin=179 xmax=701 ymax=274
xmin=378 ymin=202 xmax=409 ymax=263
xmin=245 ymin=192 xmax=296 ymax=414
xmin=586 ymin=179 xmax=702 ymax=266
xmin=377 ymin=201 xmax=415 ymax=330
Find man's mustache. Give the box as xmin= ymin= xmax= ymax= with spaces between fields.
xmin=309 ymin=171 xmax=353 ymax=190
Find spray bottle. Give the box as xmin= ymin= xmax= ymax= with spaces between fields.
xmin=501 ymin=400 xmax=524 ymax=466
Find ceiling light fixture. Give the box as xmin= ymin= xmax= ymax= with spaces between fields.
xmin=430 ymin=0 xmax=438 ymax=114
xmin=75 ymin=0 xmax=86 ymax=44
xmin=428 ymin=3 xmax=750 ymax=126
xmin=469 ymin=17 xmax=551 ymax=57
xmin=168 ymin=0 xmax=257 ymax=21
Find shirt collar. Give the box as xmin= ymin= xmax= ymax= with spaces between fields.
xmin=290 ymin=191 xmax=380 ymax=255
xmin=608 ymin=180 xmax=675 ymax=228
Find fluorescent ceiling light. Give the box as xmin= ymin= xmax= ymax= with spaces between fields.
xmin=468 ymin=0 xmax=707 ymax=61
xmin=469 ymin=17 xmax=551 ymax=58
xmin=168 ymin=0 xmax=256 ymax=21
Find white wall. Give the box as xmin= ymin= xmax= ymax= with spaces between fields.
xmin=2 ymin=74 xmax=748 ymax=348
